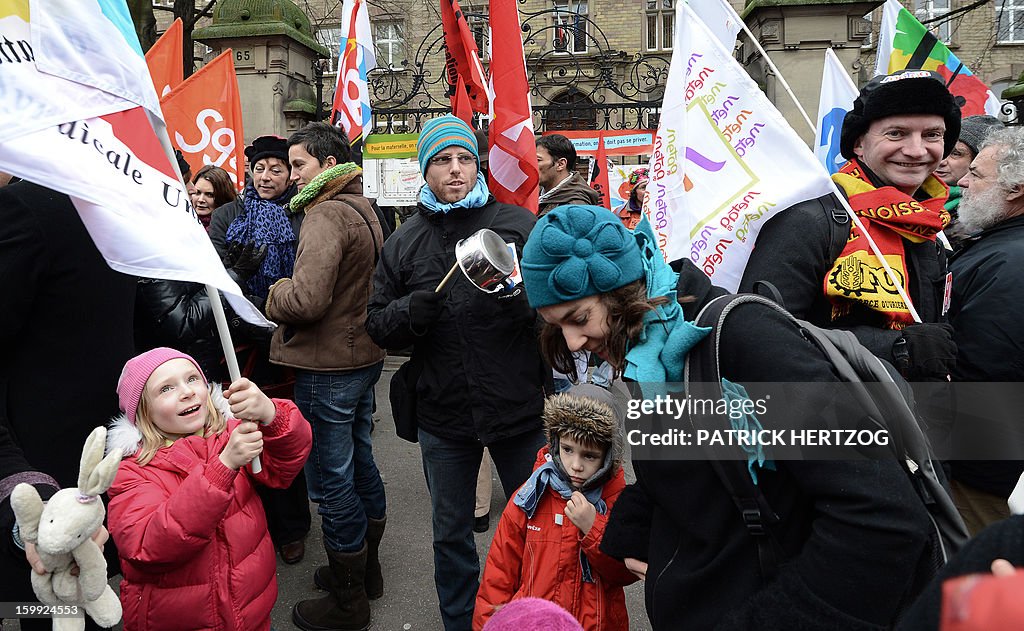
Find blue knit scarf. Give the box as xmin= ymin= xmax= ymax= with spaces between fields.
xmin=514 ymin=457 xmax=607 ymax=583
xmin=622 ymin=224 xmax=773 ymax=483
xmin=419 ymin=173 xmax=490 ymax=213
xmin=225 ymin=183 xmax=297 ymax=301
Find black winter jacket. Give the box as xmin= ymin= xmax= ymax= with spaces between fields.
xmin=366 ymin=198 xmax=546 ymax=444
xmin=946 ymin=215 xmax=1024 ymax=496
xmin=738 ymin=193 xmax=948 ymax=368
xmin=600 ymin=261 xmax=933 ymax=630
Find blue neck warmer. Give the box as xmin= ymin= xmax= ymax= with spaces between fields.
xmin=514 ymin=457 xmax=608 ymax=583
xmin=419 ymin=173 xmax=490 ymax=213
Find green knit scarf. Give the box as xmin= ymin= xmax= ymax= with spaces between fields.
xmin=289 ymin=162 xmax=360 ymax=213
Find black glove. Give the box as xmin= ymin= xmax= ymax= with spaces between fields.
xmin=409 ymin=290 xmax=443 ymax=332
xmin=223 ymin=242 xmax=268 ymax=282
xmin=897 ymin=323 xmax=957 ymax=381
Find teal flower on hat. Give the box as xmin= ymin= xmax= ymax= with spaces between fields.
xmin=522 ymin=204 xmax=645 ymax=308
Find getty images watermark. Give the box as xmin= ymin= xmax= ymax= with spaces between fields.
xmin=625 ymin=393 xmax=890 ymax=451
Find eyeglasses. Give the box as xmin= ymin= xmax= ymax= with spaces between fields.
xmin=429 ymin=153 xmax=476 ymax=166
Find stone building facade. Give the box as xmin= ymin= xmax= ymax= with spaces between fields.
xmin=151 ymin=0 xmax=1022 ymax=139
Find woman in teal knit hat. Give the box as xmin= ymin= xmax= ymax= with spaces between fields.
xmin=519 ymin=204 xmax=937 ymax=631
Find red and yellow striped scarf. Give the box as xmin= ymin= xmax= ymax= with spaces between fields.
xmin=824 ymin=159 xmax=949 ymax=329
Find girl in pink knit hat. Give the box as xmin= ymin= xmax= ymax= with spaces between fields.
xmin=104 ymin=347 xmax=312 ymax=631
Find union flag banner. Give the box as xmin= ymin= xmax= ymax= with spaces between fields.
xmin=441 ymin=0 xmax=488 ymax=116
xmin=0 ymin=0 xmax=269 ymax=328
xmin=145 ymin=18 xmax=183 ymax=97
xmin=646 ymin=0 xmax=834 ymax=291
xmin=487 ymin=0 xmax=538 ymax=213
xmin=814 ymin=48 xmax=858 ymax=175
xmin=332 ymin=0 xmax=375 ymax=152
xmin=161 ymin=51 xmax=246 ymax=192
xmin=876 ymin=0 xmax=1000 ymax=116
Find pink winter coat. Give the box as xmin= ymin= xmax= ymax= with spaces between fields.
xmin=107 ymin=398 xmax=311 ymax=631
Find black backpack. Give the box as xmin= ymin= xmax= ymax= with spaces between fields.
xmin=684 ymin=293 xmax=969 ymax=585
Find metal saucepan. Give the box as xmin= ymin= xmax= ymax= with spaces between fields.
xmin=434 ymin=228 xmax=515 ymax=294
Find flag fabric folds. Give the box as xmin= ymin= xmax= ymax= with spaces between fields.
xmin=814 ymin=48 xmax=858 ymax=175
xmin=0 ymin=0 xmax=269 ymax=328
xmin=487 ymin=0 xmax=539 ymax=214
xmin=332 ymin=0 xmax=376 ymax=152
xmin=161 ymin=51 xmax=247 ymax=192
xmin=686 ymin=0 xmax=743 ymax=50
xmin=876 ymin=0 xmax=1000 ymax=117
xmin=441 ymin=0 xmax=488 ymax=117
xmin=145 ymin=18 xmax=183 ymax=98
xmin=644 ymin=0 xmax=835 ymax=292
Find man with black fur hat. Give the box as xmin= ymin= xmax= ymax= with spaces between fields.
xmin=740 ymin=70 xmax=960 ymax=382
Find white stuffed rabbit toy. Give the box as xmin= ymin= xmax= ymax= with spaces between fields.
xmin=11 ymin=426 xmax=123 ymax=631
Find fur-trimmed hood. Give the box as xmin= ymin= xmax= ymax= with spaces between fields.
xmin=544 ymin=383 xmax=625 ymax=491
xmin=105 ymin=383 xmax=232 ymax=459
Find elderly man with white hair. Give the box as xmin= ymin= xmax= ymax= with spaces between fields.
xmin=947 ymin=126 xmax=1024 ymax=535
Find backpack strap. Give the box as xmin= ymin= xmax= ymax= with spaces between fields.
xmin=825 ymin=196 xmax=852 ymax=264
xmin=686 ymin=293 xmax=791 ymax=581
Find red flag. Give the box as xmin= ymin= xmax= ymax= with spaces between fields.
xmin=487 ymin=0 xmax=539 ymax=214
xmin=452 ymin=75 xmax=473 ymax=126
xmin=441 ymin=0 xmax=488 ymax=114
xmin=590 ymin=134 xmax=612 ymax=210
xmin=145 ymin=18 xmax=183 ymax=98
xmin=161 ymin=51 xmax=246 ymax=192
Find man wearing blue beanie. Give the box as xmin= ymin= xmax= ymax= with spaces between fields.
xmin=366 ymin=115 xmax=548 ymax=631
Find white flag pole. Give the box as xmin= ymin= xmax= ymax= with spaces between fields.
xmin=206 ymin=285 xmax=263 ymax=473
xmin=736 ymin=21 xmax=816 ymax=135
xmin=826 ymin=185 xmax=923 ymax=323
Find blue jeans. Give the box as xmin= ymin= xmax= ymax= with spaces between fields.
xmin=418 ymin=427 xmax=546 ymax=631
xmin=294 ymin=361 xmax=385 ymax=552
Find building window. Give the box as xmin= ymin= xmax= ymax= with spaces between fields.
xmin=468 ymin=12 xmax=489 ymax=59
xmin=316 ymin=27 xmax=343 ymax=73
xmin=914 ymin=0 xmax=951 ymax=43
xmin=997 ymin=0 xmax=1024 ymax=42
xmin=373 ymin=20 xmax=405 ymax=69
xmin=646 ymin=0 xmax=674 ymax=51
xmin=553 ymin=0 xmax=588 ymax=53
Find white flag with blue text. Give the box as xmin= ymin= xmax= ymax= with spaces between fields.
xmin=813 ymin=48 xmax=858 ymax=175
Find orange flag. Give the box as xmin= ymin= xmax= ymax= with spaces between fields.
xmin=145 ymin=18 xmax=183 ymax=98
xmin=161 ymin=51 xmax=246 ymax=191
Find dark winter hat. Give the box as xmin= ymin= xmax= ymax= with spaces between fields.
xmin=522 ymin=204 xmax=645 ymax=308
xmin=245 ymin=135 xmax=289 ymax=169
xmin=959 ymin=115 xmax=1004 ymax=157
xmin=840 ymin=70 xmax=962 ymax=160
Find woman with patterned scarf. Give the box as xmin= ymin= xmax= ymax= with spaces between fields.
xmin=740 ymin=70 xmax=960 ymax=382
xmin=521 ymin=204 xmax=935 ymax=630
xmin=209 ymin=135 xmax=301 ymax=307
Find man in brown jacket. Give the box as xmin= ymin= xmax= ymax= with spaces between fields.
xmin=536 ymin=133 xmax=600 ymax=216
xmin=265 ymin=122 xmax=386 ymax=631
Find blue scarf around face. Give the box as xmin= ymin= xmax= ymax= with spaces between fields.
xmin=225 ymin=183 xmax=298 ymax=302
xmin=514 ymin=456 xmax=607 ymax=583
xmin=418 ymin=172 xmax=490 ymax=213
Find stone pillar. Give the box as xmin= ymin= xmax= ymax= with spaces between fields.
xmin=192 ymin=0 xmax=328 ymax=142
xmin=739 ymin=0 xmax=881 ymax=144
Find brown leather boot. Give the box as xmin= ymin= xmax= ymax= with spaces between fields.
xmin=363 ymin=516 xmax=386 ymax=599
xmin=293 ymin=544 xmax=370 ymax=631
xmin=314 ymin=517 xmax=386 ymax=600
